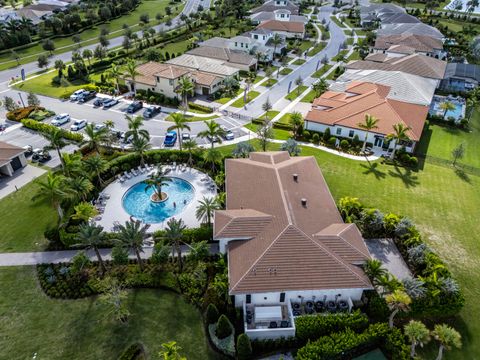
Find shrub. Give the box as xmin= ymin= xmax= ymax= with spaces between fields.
xmin=6 ymin=106 xmax=39 ymax=121
xmin=322 ymin=127 xmax=331 ymax=142
xmin=237 ymin=333 xmax=252 ymax=360
xmin=328 ymin=137 xmax=336 ymax=147
xmin=188 ymin=102 xmax=213 ymax=113
xmin=206 ymin=303 xmax=219 ymax=324
xmin=312 ymin=133 xmax=320 ymax=144
xmin=21 ymin=118 xmax=83 ymax=142
xmin=111 ymin=244 xmax=129 ymax=265
xmin=216 ymin=314 xmax=233 ymax=339
xmin=340 ymin=139 xmax=350 ymax=150
xmin=302 ymin=130 xmax=311 ymax=140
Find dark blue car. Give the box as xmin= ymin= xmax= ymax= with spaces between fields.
xmin=163 ymin=131 xmax=177 ymax=147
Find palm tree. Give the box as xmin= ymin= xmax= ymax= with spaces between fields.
xmin=61 ymin=152 xmax=83 ymax=177
xmin=82 ymin=49 xmax=93 ymax=67
xmin=125 ymin=115 xmax=150 ymax=141
xmin=289 ymin=111 xmax=303 ymax=139
xmin=158 ymin=341 xmax=186 ymax=360
xmin=386 ymin=123 xmax=411 ymax=160
xmin=195 ymin=196 xmax=220 ymax=227
xmin=168 ymin=113 xmax=191 ymax=150
xmin=198 ymin=120 xmax=226 ymax=149
xmin=363 ymin=259 xmax=387 ymax=284
xmin=144 ymin=166 xmax=172 ymax=200
xmin=41 ymin=129 xmax=68 ymax=170
xmin=439 ymin=101 xmax=456 ymax=119
xmin=182 ymin=139 xmax=198 ymax=166
xmin=82 ymin=124 xmax=109 ymax=153
xmin=71 ymin=201 xmax=98 ymax=223
xmin=271 ymin=33 xmax=282 ymax=60
xmin=65 ymin=176 xmax=94 ymax=202
xmin=125 ymin=58 xmax=140 ymax=95
xmin=385 ymin=289 xmax=411 ymax=328
xmin=404 ymin=320 xmax=431 ymax=358
xmin=83 ymin=155 xmax=108 ymax=186
xmin=312 ymin=78 xmax=328 ymax=97
xmin=114 ymin=220 xmax=149 ymax=271
xmin=107 ymin=64 xmax=122 ymax=95
xmin=176 ymin=76 xmax=194 ymax=109
xmin=32 ymin=172 xmax=70 ymax=221
xmin=164 ymin=217 xmax=186 ymax=270
xmin=75 ymin=223 xmax=106 ymax=273
xmin=358 ymin=114 xmax=380 ymax=153
xmin=432 ymin=324 xmax=462 ymax=360
xmin=203 ymin=148 xmax=222 ymax=173
xmin=131 ymin=136 xmax=151 ymax=165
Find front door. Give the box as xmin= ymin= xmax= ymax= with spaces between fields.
xmin=374 ymin=136 xmax=383 ymax=148
xmin=202 ymin=87 xmax=210 ymax=95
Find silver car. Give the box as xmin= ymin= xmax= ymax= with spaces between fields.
xmin=51 ymin=113 xmax=71 ymax=126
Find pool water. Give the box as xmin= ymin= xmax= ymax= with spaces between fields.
xmin=429 ymin=100 xmax=464 ymax=121
xmin=122 ymin=178 xmax=195 ymax=223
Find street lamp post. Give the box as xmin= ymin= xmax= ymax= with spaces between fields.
xmin=18 ymin=92 xmax=25 ymax=107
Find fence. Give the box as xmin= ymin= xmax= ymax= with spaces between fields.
xmin=221 ymin=110 xmax=254 ymax=122
xmin=415 ymin=154 xmax=480 ymax=177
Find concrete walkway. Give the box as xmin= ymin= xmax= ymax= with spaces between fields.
xmin=0 ymin=164 xmax=46 ymax=200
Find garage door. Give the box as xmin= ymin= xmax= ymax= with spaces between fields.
xmin=10 ymin=156 xmax=22 ymax=171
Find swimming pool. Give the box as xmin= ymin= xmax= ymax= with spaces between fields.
xmin=429 ymin=97 xmax=465 ymax=122
xmin=122 ymin=177 xmax=195 ymax=223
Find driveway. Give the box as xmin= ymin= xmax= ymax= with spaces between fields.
xmin=0 ymin=164 xmax=46 ymax=200
xmin=365 ymin=238 xmax=412 ymax=281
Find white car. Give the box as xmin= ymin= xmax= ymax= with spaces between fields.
xmin=51 ymin=113 xmax=71 ymax=126
xmin=70 ymin=119 xmax=87 ymax=131
xmin=221 ymin=126 xmax=234 ymax=140
xmin=94 ymin=123 xmax=106 ymax=131
xmin=70 ymin=89 xmax=87 ymax=101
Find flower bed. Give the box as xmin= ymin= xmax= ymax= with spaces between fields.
xmin=208 ymin=323 xmax=235 ymax=357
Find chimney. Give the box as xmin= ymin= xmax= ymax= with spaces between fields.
xmin=301 ymin=198 xmax=307 ymax=207
xmin=293 ymin=173 xmax=298 ymax=182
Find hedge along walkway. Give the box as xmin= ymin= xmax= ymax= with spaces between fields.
xmin=0 ymin=244 xmax=219 ymax=266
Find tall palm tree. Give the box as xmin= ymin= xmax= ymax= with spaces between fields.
xmin=432 ymin=324 xmax=462 ymax=360
xmin=176 ymin=76 xmax=194 ymax=109
xmin=114 ymin=220 xmax=149 ymax=271
xmin=65 ymin=176 xmax=94 ymax=202
xmin=203 ymin=148 xmax=222 ymax=173
xmin=182 ymin=138 xmax=198 ymax=166
xmin=107 ymin=64 xmax=122 ymax=95
xmin=271 ymin=33 xmax=282 ymax=60
xmin=386 ymin=123 xmax=411 ymax=160
xmin=312 ymin=78 xmax=328 ymax=97
xmin=404 ymin=320 xmax=431 ymax=359
xmin=164 ymin=217 xmax=187 ymax=270
xmin=75 ymin=223 xmax=106 ymax=273
xmin=125 ymin=58 xmax=140 ymax=95
xmin=41 ymin=129 xmax=68 ymax=170
xmin=82 ymin=124 xmax=109 ymax=153
xmin=144 ymin=166 xmax=172 ymax=200
xmin=289 ymin=111 xmax=303 ymax=139
xmin=385 ymin=289 xmax=411 ymax=328
xmin=197 ymin=120 xmax=226 ymax=149
xmin=131 ymin=136 xmax=151 ymax=166
xmin=83 ymin=155 xmax=108 ymax=186
xmin=439 ymin=101 xmax=456 ymax=119
xmin=195 ymin=196 xmax=220 ymax=227
xmin=358 ymin=114 xmax=380 ymax=153
xmin=168 ymin=113 xmax=191 ymax=150
xmin=61 ymin=152 xmax=83 ymax=177
xmin=125 ymin=115 xmax=150 ymax=141
xmin=32 ymin=172 xmax=70 ymax=221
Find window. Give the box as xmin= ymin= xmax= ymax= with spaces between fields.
xmin=241 ymin=43 xmax=244 ymax=48
xmin=246 ymin=44 xmax=249 ymax=48
xmin=263 ymin=36 xmax=266 ymax=40
xmin=336 ymin=128 xmax=342 ymax=135
xmin=169 ymin=79 xmax=174 ymax=86
xmin=246 ymin=294 xmax=251 ymax=304
xmin=235 ymin=42 xmax=237 ymax=47
xmin=281 ymin=14 xmax=285 ymax=18
xmin=349 ymin=130 xmax=354 ymax=137
xmin=254 ymin=34 xmax=258 ymax=39
xmin=280 ymin=293 xmax=285 ymax=302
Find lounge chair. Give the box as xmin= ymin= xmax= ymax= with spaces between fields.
xmin=124 ymin=171 xmax=132 ymax=179
xmin=131 ymin=168 xmax=139 ymax=176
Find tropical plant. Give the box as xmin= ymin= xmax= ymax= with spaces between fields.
xmin=65 ymin=176 xmax=94 ymax=202
xmin=107 ymin=64 xmax=122 ymax=95
xmin=75 ymin=223 xmax=107 ymax=273
xmin=182 ymin=138 xmax=198 ymax=166
xmin=144 ymin=166 xmax=172 ymax=200
xmin=32 ymin=172 xmax=70 ymax=221
xmin=432 ymin=324 xmax=462 ymax=360
xmin=363 ymin=259 xmax=387 ymax=283
xmin=312 ymin=78 xmax=328 ymax=97
xmin=61 ymin=152 xmax=83 ymax=177
xmin=196 ymin=196 xmax=220 ymax=226
xmin=232 ymin=141 xmax=254 ymax=158
xmin=131 ymin=136 xmax=151 ymax=165
xmin=271 ymin=33 xmax=282 ymax=60
xmin=404 ymin=320 xmax=431 ymax=358
xmin=203 ymin=148 xmax=223 ymax=172
xmin=164 ymin=217 xmax=186 ymax=270
xmin=82 ymin=123 xmax=109 ymax=153
xmin=114 ymin=220 xmax=149 ymax=271
xmin=385 ymin=289 xmax=411 ymax=328
xmin=168 ymin=113 xmax=191 ymax=150
xmin=82 ymin=155 xmax=108 ymax=185
xmin=197 ymin=120 xmax=225 ymax=148
xmin=40 ymin=129 xmax=69 ymax=170
xmin=358 ymin=114 xmax=379 ymax=153
xmin=97 ymin=277 xmax=130 ymax=322
xmin=125 ymin=58 xmax=140 ymax=95
xmin=125 ymin=115 xmax=150 ymax=141
xmin=289 ymin=111 xmax=303 ymax=139
xmin=386 ymin=123 xmax=411 ymax=160
xmin=71 ymin=201 xmax=98 ymax=222
xmin=176 ymin=76 xmax=195 ymax=109
xmin=158 ymin=341 xmax=186 ymax=360
xmin=281 ymin=139 xmax=301 ymax=156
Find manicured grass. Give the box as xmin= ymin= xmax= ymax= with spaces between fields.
xmin=342 ymin=16 xmax=360 ymax=28
xmin=166 ymin=114 xmax=219 ymax=122
xmin=354 ymin=29 xmax=369 ymax=36
xmin=285 ymin=86 xmax=308 ymax=101
xmin=332 ymin=50 xmax=349 ymax=62
xmin=161 ymin=38 xmax=190 ymax=57
xmin=416 ymin=110 xmax=480 ymax=168
xmin=330 ymin=15 xmax=346 ymax=28
xmin=230 ymin=90 xmax=260 ymax=108
xmin=292 ymin=59 xmax=306 ymax=65
xmin=264 ymin=78 xmax=278 ymax=87
xmin=301 ymin=89 xmax=317 ymax=103
xmin=257 ymin=110 xmax=280 ymax=122
xmin=347 ymin=50 xmax=361 ymax=61
xmin=298 ymin=40 xmax=314 ymax=53
xmin=279 ymin=67 xmax=293 ymax=76
xmin=0 ymin=266 xmax=216 ymax=359
xmin=343 ymin=29 xmax=355 ymax=36
xmin=0 ymin=173 xmax=56 ymax=252
xmin=312 ymin=64 xmax=332 ymax=78
xmin=244 ymin=123 xmax=291 ymax=140
xmin=277 ymin=113 xmax=294 ymax=126
xmin=253 ymin=75 xmax=265 ymax=84
xmin=346 ymin=37 xmax=354 ymax=45
xmin=307 ymin=42 xmax=326 ymax=56
xmin=215 ymin=88 xmax=243 ymax=104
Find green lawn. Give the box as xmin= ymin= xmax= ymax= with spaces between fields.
xmin=215 ymin=88 xmax=243 ymax=104
xmin=307 ymin=42 xmax=326 ymax=56
xmin=279 ymin=67 xmax=293 ymax=76
xmin=346 ymin=37 xmax=354 ymax=45
xmin=259 ymin=110 xmax=280 ymax=121
xmin=253 ymin=75 xmax=265 ymax=84
xmin=244 ymin=123 xmax=291 ymax=140
xmin=298 ymin=40 xmax=314 ymax=53
xmin=301 ymin=89 xmax=317 ymax=103
xmin=416 ymin=110 xmax=480 ymax=168
xmin=312 ymin=64 xmax=332 ymax=78
xmin=332 ymin=50 xmax=349 ymax=62
xmin=292 ymin=59 xmax=306 ymax=65
xmin=263 ymin=78 xmax=278 ymax=87
xmin=347 ymin=51 xmax=361 ymax=61
xmin=166 ymin=114 xmax=219 ymax=122
xmin=230 ymin=90 xmax=260 ymax=108
xmin=277 ymin=113 xmax=294 ymax=126
xmin=285 ymin=86 xmax=308 ymax=101
xmin=330 ymin=16 xmax=346 ymax=28
xmin=0 ymin=266 xmax=216 ymax=359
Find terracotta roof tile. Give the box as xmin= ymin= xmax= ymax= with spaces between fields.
xmin=0 ymin=141 xmax=25 ymax=162
xmin=257 ymin=19 xmax=305 ymax=33
xmin=374 ymin=34 xmax=443 ymax=53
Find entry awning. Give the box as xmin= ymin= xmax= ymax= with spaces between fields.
xmin=254 ymin=306 xmax=282 ymax=323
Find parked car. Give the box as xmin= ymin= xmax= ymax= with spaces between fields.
xmin=181 ymin=133 xmax=190 ymax=141
xmin=70 ymin=119 xmax=87 ymax=131
xmin=126 ymin=101 xmax=143 ymax=114
xmin=70 ymin=89 xmax=87 ymax=101
xmin=143 ymin=106 xmax=161 ymax=118
xmin=0 ymin=123 xmax=6 ymax=131
xmin=78 ymin=90 xmax=97 ymax=103
xmin=93 ymin=97 xmax=106 ymax=107
xmin=164 ymin=131 xmax=177 ymax=147
xmin=32 ymin=149 xmax=51 ymax=162
xmin=94 ymin=123 xmax=106 ymax=131
xmin=102 ymin=98 xmax=119 ymax=109
xmin=51 ymin=113 xmax=71 ymax=126
xmin=23 ymin=145 xmax=33 ymax=156
xmin=220 ymin=126 xmax=234 ymax=140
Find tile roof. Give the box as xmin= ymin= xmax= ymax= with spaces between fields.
xmin=215 ymin=152 xmax=372 ymax=294
xmin=387 ymin=44 xmax=416 ymax=55
xmin=256 ymin=19 xmax=305 ymax=33
xmin=305 ymin=81 xmax=428 ymax=141
xmin=347 ymin=53 xmax=447 ymax=79
xmin=249 ymin=11 xmax=308 ymax=24
xmin=0 ymin=141 xmax=25 ymax=163
xmin=443 ymin=62 xmax=480 ymax=81
xmin=251 ymin=0 xmax=299 ymax=15
xmin=377 ymin=23 xmax=444 ymax=39
xmin=166 ymin=54 xmax=239 ymax=76
xmin=379 ymin=12 xmax=420 ymax=24
xmin=187 ymin=46 xmax=257 ymax=66
xmin=374 ymin=34 xmax=444 ymax=53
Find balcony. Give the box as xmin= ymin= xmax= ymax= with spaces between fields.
xmin=243 ymin=302 xmax=296 ymax=340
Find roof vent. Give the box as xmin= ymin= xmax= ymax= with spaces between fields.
xmin=301 ymin=198 xmax=307 ymax=207
xmin=293 ymin=173 xmax=298 ymax=182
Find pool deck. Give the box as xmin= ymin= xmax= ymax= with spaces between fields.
xmin=95 ymin=165 xmax=217 ymax=232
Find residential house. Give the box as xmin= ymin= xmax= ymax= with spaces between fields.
xmin=256 ymin=19 xmax=305 ymax=39
xmin=214 ymin=151 xmax=372 ymax=340
xmin=124 ymin=60 xmax=238 ymax=98
xmin=230 ymin=29 xmax=287 ymax=61
xmin=249 ymin=10 xmax=308 ymax=25
xmin=373 ymin=34 xmax=446 ymax=59
xmin=0 ymin=141 xmax=27 ymax=177
xmin=378 ymin=12 xmax=420 ymax=26
xmin=251 ymin=0 xmax=299 ymax=15
xmin=0 ymin=9 xmax=19 ymax=25
xmin=304 ymin=82 xmax=429 ymax=153
xmin=359 ymin=3 xmax=405 ymax=27
xmin=16 ymin=4 xmax=59 ymax=24
xmin=439 ymin=63 xmax=480 ymax=92
xmin=377 ymin=23 xmax=444 ymax=40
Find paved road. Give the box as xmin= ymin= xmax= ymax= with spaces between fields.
xmin=0 ymin=0 xmax=210 ymax=87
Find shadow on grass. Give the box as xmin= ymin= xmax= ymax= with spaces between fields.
xmin=359 ymin=162 xmax=387 ymax=180
xmin=388 ymin=165 xmax=419 ymax=188
xmin=454 ymin=167 xmax=471 ymax=184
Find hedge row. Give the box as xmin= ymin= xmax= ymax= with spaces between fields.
xmin=154 ymin=226 xmax=212 ymax=244
xmin=21 ymin=118 xmax=84 ymax=142
xmin=188 ymin=102 xmax=214 ymax=114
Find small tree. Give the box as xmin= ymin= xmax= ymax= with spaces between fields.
xmin=295 ymin=75 xmax=304 ymax=95
xmin=111 ymin=244 xmax=129 ymax=265
xmin=97 ymin=277 xmax=130 ymax=322
xmin=404 ymin=320 xmax=431 ymax=358
xmin=150 ymin=242 xmax=170 ymax=265
xmin=216 ymin=314 xmax=233 ymax=339
xmin=70 ymin=250 xmax=91 ymax=275
xmin=237 ymin=333 xmax=253 ymax=360
xmin=42 ymin=39 xmax=55 ymax=55
xmin=3 ymin=96 xmax=19 ymax=111
xmin=206 ymin=303 xmax=219 ymax=324
xmin=385 ymin=289 xmax=411 ymax=328
xmin=37 ymin=54 xmax=49 ymax=69
xmin=451 ymin=143 xmax=465 ymax=166
xmin=256 ymin=120 xmax=273 ymax=151
xmin=281 ymin=139 xmax=301 ymax=156
xmin=262 ymin=97 xmax=272 ymax=119
xmin=27 ymin=92 xmax=40 ymax=107
xmin=432 ymin=324 xmax=462 ymax=360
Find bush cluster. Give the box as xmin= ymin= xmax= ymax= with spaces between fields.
xmin=21 ymin=118 xmax=84 ymax=142
xmin=6 ymin=106 xmax=39 ymax=121
xmin=135 ymin=89 xmax=180 ymax=107
xmin=37 ymin=263 xmax=95 ymax=299
xmin=187 ymin=102 xmax=214 ymax=113
xmin=154 ymin=226 xmax=212 ymax=244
